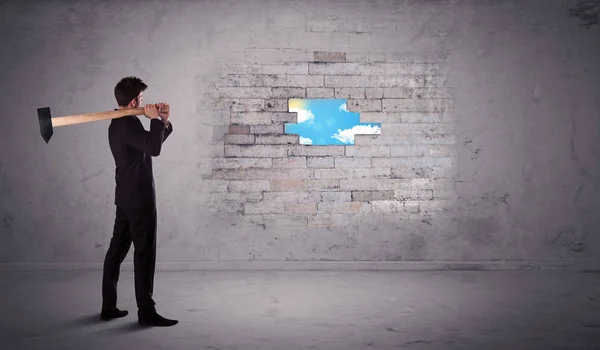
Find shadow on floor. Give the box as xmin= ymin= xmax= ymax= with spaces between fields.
xmin=53 ymin=314 xmax=149 ymax=334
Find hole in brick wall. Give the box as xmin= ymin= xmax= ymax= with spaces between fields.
xmin=284 ymin=99 xmax=381 ymax=146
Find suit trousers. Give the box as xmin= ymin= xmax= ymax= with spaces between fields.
xmin=102 ymin=205 xmax=157 ymax=313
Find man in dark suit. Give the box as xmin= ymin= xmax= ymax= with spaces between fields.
xmin=100 ymin=76 xmax=177 ymax=327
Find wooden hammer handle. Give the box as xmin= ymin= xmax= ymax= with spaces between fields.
xmin=51 ymin=106 xmax=159 ymax=127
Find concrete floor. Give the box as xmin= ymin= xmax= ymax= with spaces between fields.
xmin=1 ymin=270 xmax=599 ymax=350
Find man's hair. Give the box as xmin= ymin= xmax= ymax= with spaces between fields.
xmin=114 ymin=76 xmax=148 ymax=107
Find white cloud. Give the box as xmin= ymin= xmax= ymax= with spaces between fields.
xmin=299 ymin=136 xmax=313 ymax=145
xmin=339 ymin=102 xmax=348 ymax=112
xmin=331 ymin=124 xmax=381 ymax=144
xmin=289 ymin=107 xmax=315 ymax=123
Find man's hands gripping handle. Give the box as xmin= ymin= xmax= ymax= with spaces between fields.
xmin=143 ymin=103 xmax=170 ymax=126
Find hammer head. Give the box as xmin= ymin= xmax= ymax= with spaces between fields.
xmin=38 ymin=107 xmax=53 ymax=143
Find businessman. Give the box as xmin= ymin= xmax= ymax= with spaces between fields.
xmin=100 ymin=76 xmax=177 ymax=327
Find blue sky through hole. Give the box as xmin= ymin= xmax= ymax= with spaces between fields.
xmin=284 ymin=99 xmax=381 ymax=145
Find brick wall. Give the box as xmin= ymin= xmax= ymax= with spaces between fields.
xmin=202 ymin=50 xmax=456 ymax=231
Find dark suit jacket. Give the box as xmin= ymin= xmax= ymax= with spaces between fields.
xmin=108 ymin=112 xmax=173 ymax=210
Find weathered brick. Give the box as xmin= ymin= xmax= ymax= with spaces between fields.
xmin=262 ymin=63 xmax=310 ymax=75
xmin=209 ymin=99 xmax=264 ymax=112
xmin=365 ymin=88 xmax=384 ymax=99
xmin=418 ymin=157 xmax=454 ymax=168
xmin=413 ymin=87 xmax=455 ymax=99
xmin=262 ymin=74 xmax=288 ymax=86
xmin=209 ymin=201 xmax=244 ymax=214
xmin=307 ymin=87 xmax=334 ymax=98
xmin=339 ymin=179 xmax=411 ymax=191
xmin=334 ymin=157 xmax=372 ymax=168
xmin=391 ymin=167 xmax=435 ymax=179
xmin=309 ymin=214 xmax=356 ymax=227
xmin=286 ymin=202 xmax=317 ymax=214
xmin=383 ymin=88 xmax=413 ymax=98
xmin=314 ymin=51 xmax=346 ymax=63
xmin=287 ymin=75 xmax=324 ymax=87
xmin=382 ymin=123 xmax=454 ymax=135
xmin=307 ymin=156 xmax=334 ymax=168
xmin=289 ymin=145 xmax=345 ymax=157
xmin=389 ymin=145 xmax=430 ymax=157
xmin=360 ymin=112 xmax=397 ymax=123
xmin=321 ymin=191 xmax=352 ymax=202
xmin=345 ymin=146 xmax=390 ymax=157
xmin=228 ymin=125 xmax=251 ymax=134
xmin=394 ymin=189 xmax=434 ymax=200
xmin=231 ymin=112 xmax=297 ymax=125
xmin=224 ymin=134 xmax=255 ymax=144
xmin=273 ymin=157 xmax=307 ymax=168
xmin=218 ymin=63 xmax=263 ymax=76
xmin=209 ymin=87 xmax=271 ymax=99
xmin=228 ymin=180 xmax=270 ymax=192
xmin=351 ymin=190 xmax=394 ymax=201
xmin=308 ymin=63 xmax=440 ymax=76
xmin=271 ymin=179 xmax=306 ymax=191
xmin=396 ymin=76 xmax=426 ymax=88
xmin=325 ymin=75 xmax=397 ymax=88
xmin=361 ymin=112 xmax=448 ymax=123
xmin=429 ymin=145 xmax=456 ymax=157
xmin=265 ymin=99 xmax=289 ymax=111
xmin=227 ymin=75 xmax=264 ymax=87
xmin=430 ymin=166 xmax=456 ymax=179
xmin=419 ymin=200 xmax=452 ymax=212
xmin=212 ymin=168 xmax=311 ymax=180
xmin=271 ymin=87 xmax=306 ymax=98
xmin=314 ymin=168 xmax=353 ymax=179
xmin=346 ymin=51 xmax=368 ymax=63
xmin=307 ymin=179 xmax=340 ymax=191
xmin=212 ymin=157 xmax=273 ymax=169
xmin=213 ymin=192 xmax=258 ymax=202
xmin=354 ymin=134 xmax=411 ymax=146
xmin=424 ymin=75 xmax=448 ymax=87
xmin=371 ymin=200 xmax=399 ymax=213
xmin=353 ymin=168 xmax=391 ymax=178
xmin=411 ymin=178 xmax=455 ymax=190
xmin=309 ymin=63 xmax=363 ymax=75
xmin=256 ymin=134 xmax=299 ymax=144
xmin=346 ymin=98 xmax=382 ymax=112
xmin=244 ymin=214 xmax=308 ymax=227
xmin=411 ymin=135 xmax=456 ymax=145
xmin=401 ymin=201 xmax=420 ymax=213
xmin=433 ymin=188 xmax=455 ymax=199
xmin=244 ymin=201 xmax=286 ymax=214
xmin=378 ymin=52 xmax=415 ymax=63
xmin=253 ymin=168 xmax=310 ymax=179
xmin=317 ymin=202 xmax=371 ymax=214
xmin=224 ymin=145 xmax=287 ymax=158
xmin=334 ymin=88 xmax=366 ymax=99
xmin=382 ymin=99 xmax=451 ymax=113
xmin=250 ymin=125 xmax=285 ymax=134
xmin=262 ymin=191 xmax=320 ymax=203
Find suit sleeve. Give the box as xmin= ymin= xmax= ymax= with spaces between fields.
xmin=123 ymin=118 xmax=166 ymax=156
xmin=163 ymin=122 xmax=173 ymax=143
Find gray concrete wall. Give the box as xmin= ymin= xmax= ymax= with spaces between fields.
xmin=0 ymin=0 xmax=598 ymax=264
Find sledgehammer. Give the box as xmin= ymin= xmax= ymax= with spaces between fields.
xmin=37 ymin=105 xmax=160 ymax=143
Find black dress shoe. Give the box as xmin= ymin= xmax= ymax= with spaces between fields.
xmin=138 ymin=310 xmax=178 ymax=327
xmin=100 ymin=308 xmax=129 ymax=321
